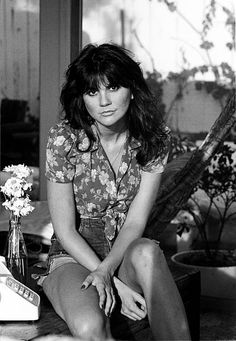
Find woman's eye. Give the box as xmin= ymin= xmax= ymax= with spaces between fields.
xmin=87 ymin=89 xmax=97 ymax=96
xmin=108 ymin=85 xmax=119 ymax=91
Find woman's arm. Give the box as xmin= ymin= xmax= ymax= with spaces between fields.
xmin=47 ymin=179 xmax=116 ymax=315
xmin=47 ymin=180 xmax=101 ymax=271
xmin=98 ymin=170 xmax=162 ymax=275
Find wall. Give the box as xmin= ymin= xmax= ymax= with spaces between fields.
xmin=163 ymin=81 xmax=225 ymax=134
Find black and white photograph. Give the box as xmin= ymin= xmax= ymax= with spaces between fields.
xmin=0 ymin=1 xmax=235 ymax=340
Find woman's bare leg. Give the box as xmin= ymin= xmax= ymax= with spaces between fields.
xmin=43 ymin=262 xmax=114 ymax=341
xmin=118 ymin=238 xmax=191 ymax=340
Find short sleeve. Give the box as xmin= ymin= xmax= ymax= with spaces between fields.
xmin=141 ymin=127 xmax=171 ymax=173
xmin=45 ymin=122 xmax=77 ymax=183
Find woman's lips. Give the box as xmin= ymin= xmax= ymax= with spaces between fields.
xmin=101 ymin=110 xmax=116 ymax=116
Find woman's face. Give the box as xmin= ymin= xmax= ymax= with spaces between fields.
xmin=83 ymin=81 xmax=131 ymax=131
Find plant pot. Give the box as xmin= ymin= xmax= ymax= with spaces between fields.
xmin=171 ymin=250 xmax=236 ymax=311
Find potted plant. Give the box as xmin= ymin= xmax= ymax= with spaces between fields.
xmin=171 ymin=143 xmax=236 ymax=306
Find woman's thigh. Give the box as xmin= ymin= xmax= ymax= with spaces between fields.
xmin=43 ymin=260 xmax=103 ymax=322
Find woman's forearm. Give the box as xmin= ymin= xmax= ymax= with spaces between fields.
xmin=57 ymin=229 xmax=102 ymax=271
xmin=98 ymin=222 xmax=144 ymax=275
xmin=47 ymin=181 xmax=102 ymax=272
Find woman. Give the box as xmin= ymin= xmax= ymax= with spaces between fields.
xmin=42 ymin=43 xmax=191 ymax=341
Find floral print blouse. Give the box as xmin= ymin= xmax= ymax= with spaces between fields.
xmin=46 ymin=121 xmax=170 ymax=243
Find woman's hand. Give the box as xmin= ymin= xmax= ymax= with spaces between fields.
xmin=114 ymin=277 xmax=147 ymax=321
xmin=81 ymin=268 xmax=116 ymax=317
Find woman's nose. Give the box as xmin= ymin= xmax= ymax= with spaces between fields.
xmin=99 ymin=90 xmax=111 ymax=106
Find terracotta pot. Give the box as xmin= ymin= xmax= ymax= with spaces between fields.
xmin=171 ymin=250 xmax=236 ymax=301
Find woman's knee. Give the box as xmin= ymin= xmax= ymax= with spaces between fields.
xmin=126 ymin=237 xmax=165 ymax=270
xmin=68 ymin=310 xmax=108 ymax=340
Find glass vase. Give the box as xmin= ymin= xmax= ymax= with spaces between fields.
xmin=5 ymin=214 xmax=28 ymax=284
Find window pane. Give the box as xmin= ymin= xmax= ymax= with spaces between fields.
xmin=0 ymin=0 xmax=40 ymax=199
xmin=82 ymin=0 xmax=235 ymax=140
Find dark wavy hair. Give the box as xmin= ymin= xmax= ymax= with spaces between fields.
xmin=60 ymin=43 xmax=169 ymax=166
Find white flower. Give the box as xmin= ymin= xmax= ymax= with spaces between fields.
xmin=55 ymin=171 xmax=65 ymax=180
xmin=120 ymin=162 xmax=128 ymax=174
xmin=3 ymin=164 xmax=33 ymax=179
xmin=99 ymin=171 xmax=109 ymax=185
xmin=81 ymin=153 xmax=90 ymax=164
xmin=78 ymin=137 xmax=90 ymax=150
xmin=76 ymin=164 xmax=85 ymax=176
xmin=53 ymin=135 xmax=66 ymax=146
xmin=3 ymin=196 xmax=34 ymax=217
xmin=91 ymin=169 xmax=97 ymax=181
xmin=87 ymin=203 xmax=96 ymax=212
xmin=1 ymin=178 xmax=24 ymax=198
xmin=106 ymin=181 xmax=117 ymax=197
xmin=1 ymin=164 xmax=34 ymax=218
xmin=46 ymin=149 xmax=58 ymax=167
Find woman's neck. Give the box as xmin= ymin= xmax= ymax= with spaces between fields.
xmin=94 ymin=122 xmax=128 ymax=144
xmin=95 ymin=123 xmax=128 ymax=177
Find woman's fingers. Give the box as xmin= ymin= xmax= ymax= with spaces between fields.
xmin=80 ymin=271 xmax=116 ymax=317
xmin=110 ymin=290 xmax=116 ymax=315
xmin=104 ymin=288 xmax=116 ymax=317
xmin=96 ymin=283 xmax=107 ymax=310
xmin=121 ymin=308 xmax=143 ymax=321
xmin=81 ymin=274 xmax=94 ymax=290
xmin=104 ymin=288 xmax=112 ymax=316
xmin=128 ymin=304 xmax=146 ymax=320
xmin=121 ymin=312 xmax=136 ymax=321
xmin=97 ymin=285 xmax=116 ymax=317
xmin=95 ymin=284 xmax=116 ymax=317
xmin=121 ymin=293 xmax=147 ymax=320
xmin=135 ymin=294 xmax=147 ymax=317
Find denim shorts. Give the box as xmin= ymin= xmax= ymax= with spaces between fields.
xmin=49 ymin=217 xmax=111 ymax=260
xmin=37 ymin=217 xmax=111 ymax=286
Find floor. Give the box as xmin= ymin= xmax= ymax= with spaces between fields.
xmin=200 ymin=308 xmax=236 ymax=340
xmin=1 ymin=311 xmax=236 ymax=341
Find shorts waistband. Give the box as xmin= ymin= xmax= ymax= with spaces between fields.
xmin=79 ymin=216 xmax=105 ymax=229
